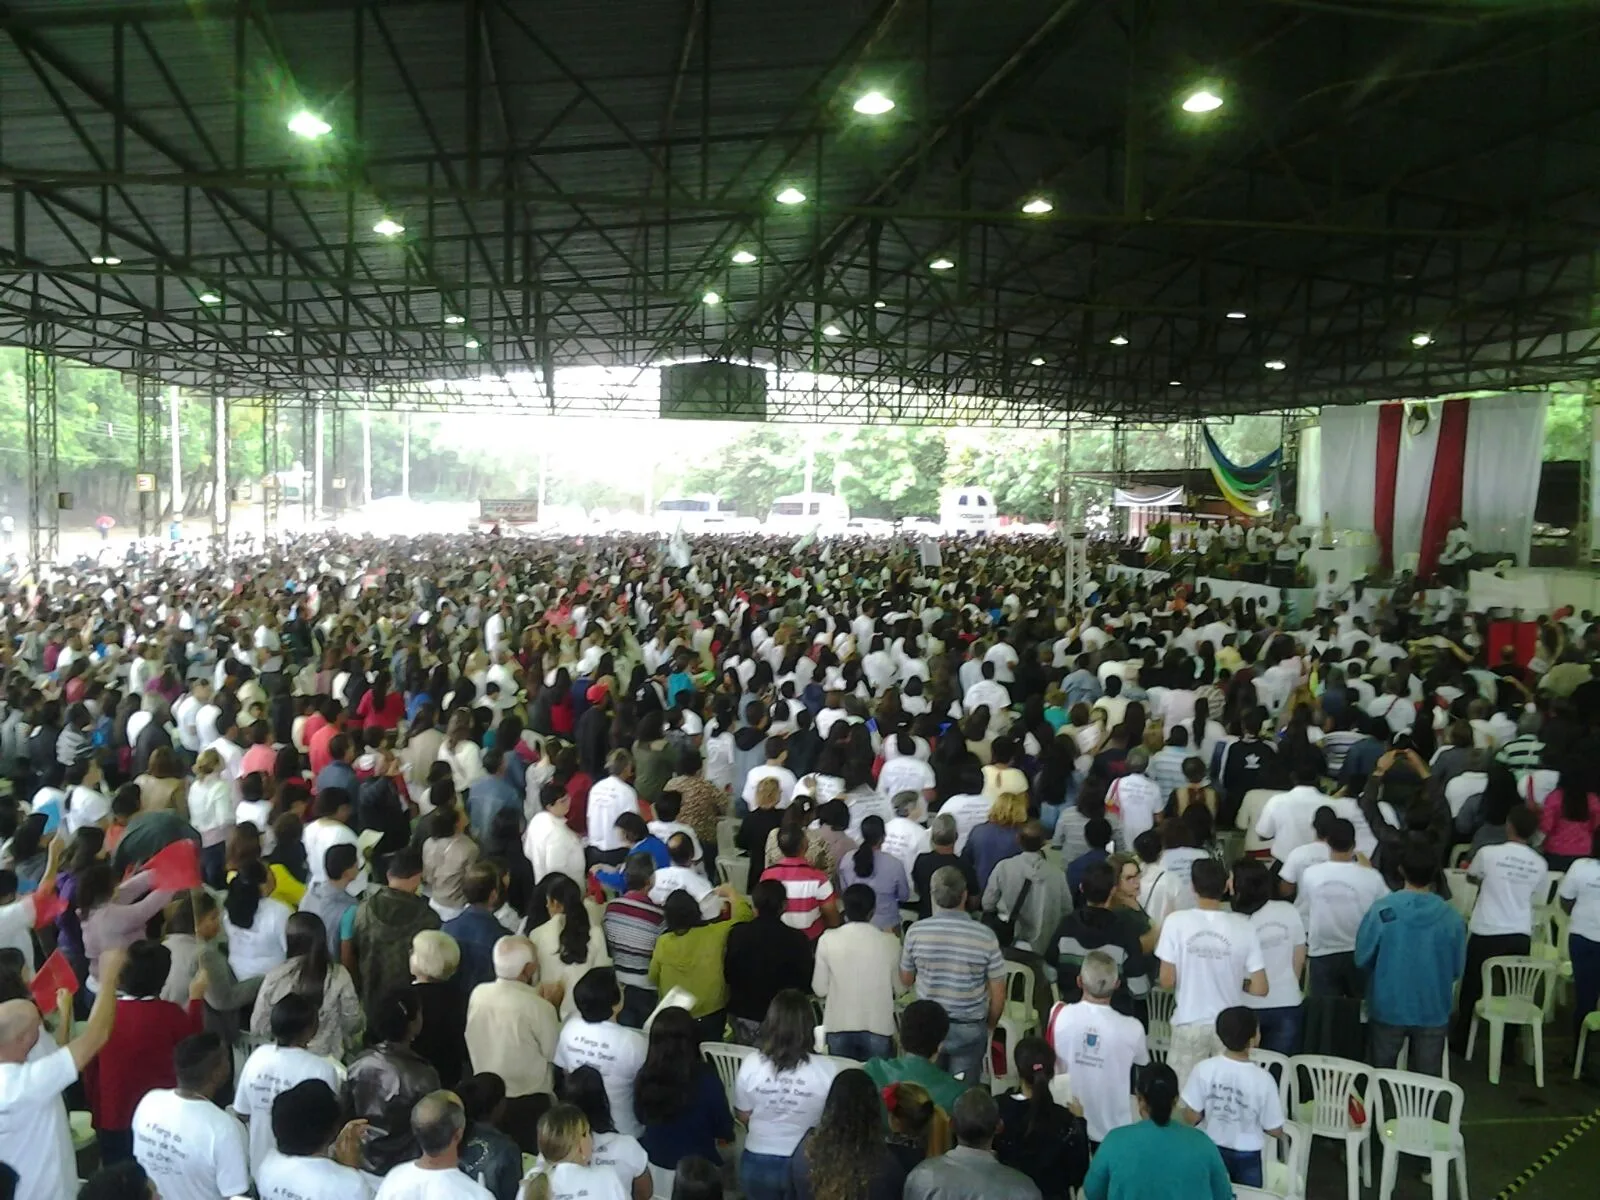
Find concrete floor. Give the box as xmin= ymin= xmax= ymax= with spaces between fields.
xmin=1302 ymin=1036 xmax=1599 ymax=1200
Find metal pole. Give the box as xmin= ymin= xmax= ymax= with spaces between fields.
xmin=313 ymin=403 xmax=325 ymax=521
xmin=168 ymin=386 xmax=183 ymax=531
xmin=401 ymin=411 xmax=412 ymax=501
xmin=362 ymin=403 xmax=374 ymax=506
xmin=24 ymin=326 xmax=59 ymax=569
xmin=212 ymin=393 xmax=228 ymax=543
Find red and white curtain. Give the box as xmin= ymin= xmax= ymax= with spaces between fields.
xmin=1318 ymin=395 xmax=1547 ymax=575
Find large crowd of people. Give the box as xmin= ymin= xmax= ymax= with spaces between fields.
xmin=0 ymin=525 xmax=1596 ymax=1200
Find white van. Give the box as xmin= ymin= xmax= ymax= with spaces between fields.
xmin=765 ymin=491 xmax=850 ymax=534
xmin=656 ymin=493 xmax=738 ymax=531
xmin=940 ymin=486 xmax=998 ymax=535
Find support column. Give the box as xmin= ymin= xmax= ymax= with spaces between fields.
xmin=135 ymin=370 xmax=162 ymax=539
xmin=401 ymin=412 xmax=412 ymax=501
xmin=24 ymin=325 xmax=59 ymax=569
xmin=212 ymin=393 xmax=229 ymax=544
xmin=262 ymin=396 xmax=279 ymax=539
xmin=536 ymin=425 xmax=547 ymax=517
xmin=1112 ymin=424 xmax=1129 ymax=538
xmin=362 ymin=402 xmax=374 ymax=506
xmin=312 ymin=402 xmax=325 ymax=521
xmin=168 ymin=386 xmax=183 ymax=529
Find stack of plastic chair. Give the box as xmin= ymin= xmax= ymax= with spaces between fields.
xmin=716 ymin=854 xmax=748 ymax=892
xmin=1575 ymin=1010 xmax=1600 ymax=1080
xmin=716 ymin=817 xmax=741 ymax=859
xmin=1464 ymin=955 xmax=1556 ymax=1086
xmin=701 ymin=1042 xmax=755 ymax=1110
xmin=1287 ymin=1053 xmax=1375 ymax=1200
xmin=1372 ymin=1068 xmax=1468 ymax=1200
xmin=991 ymin=961 xmax=1038 ymax=1092
xmin=1440 ymin=870 xmax=1477 ymax=923
xmin=1146 ymin=988 xmax=1176 ymax=1062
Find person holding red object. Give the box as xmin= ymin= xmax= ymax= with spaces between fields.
xmin=84 ymin=939 xmax=207 ymax=1164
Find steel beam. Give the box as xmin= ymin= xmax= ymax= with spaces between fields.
xmin=25 ymin=320 xmax=60 ymax=567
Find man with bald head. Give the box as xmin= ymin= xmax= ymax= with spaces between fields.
xmin=0 ymin=946 xmax=128 ymax=1198
xmin=374 ymin=1090 xmax=491 ymax=1199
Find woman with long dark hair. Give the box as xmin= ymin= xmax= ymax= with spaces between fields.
xmin=249 ymin=910 xmax=362 ymax=1057
xmin=561 ymin=1065 xmax=652 ymax=1200
xmin=791 ymin=1069 xmax=906 ymax=1200
xmin=356 ymin=667 xmax=405 ymax=731
xmin=1540 ymin=764 xmax=1600 ymax=871
xmin=837 ymin=816 xmax=910 ymax=930
xmin=995 ymin=1037 xmax=1085 ymax=1199
xmin=529 ymin=872 xmax=611 ymax=1019
xmin=223 ymin=858 xmax=291 ymax=980
xmin=635 ymin=1006 xmax=734 ymax=1170
xmin=734 ymin=990 xmax=838 ymax=1200
xmin=1082 ymin=1063 xmax=1232 ymax=1200
xmin=1230 ymin=861 xmax=1306 ymax=1056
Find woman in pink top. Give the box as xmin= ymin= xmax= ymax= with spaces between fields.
xmin=1541 ymin=767 xmax=1600 ymax=869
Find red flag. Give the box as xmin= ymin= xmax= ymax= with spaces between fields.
xmin=144 ymin=839 xmax=203 ymax=892
xmin=29 ymin=950 xmax=77 ymax=1013
xmin=31 ymin=890 xmax=67 ymax=929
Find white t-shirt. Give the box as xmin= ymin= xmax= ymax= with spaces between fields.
xmin=1467 ymin=842 xmax=1548 ymax=937
xmin=733 ymin=1052 xmax=837 ymax=1156
xmin=590 ymin=1130 xmax=650 ymax=1196
xmin=1253 ymin=787 xmax=1329 ymax=864
xmin=938 ymin=794 xmax=990 ymax=854
xmin=877 ymin=755 xmax=935 ymax=801
xmin=525 ymin=1160 xmax=627 ymax=1200
xmin=1244 ymin=901 xmax=1306 ymax=1010
xmin=0 ymin=897 xmax=35 ymax=965
xmin=0 ymin=1044 xmax=78 ymax=1200
xmin=553 ymin=1019 xmax=648 ymax=1137
xmin=233 ymin=1043 xmax=342 ymax=1176
xmin=132 ymin=1088 xmax=252 ymax=1200
xmin=1180 ymin=1055 xmax=1285 ymax=1151
xmin=882 ymin=817 xmax=932 ymax=882
xmin=1298 ymin=860 xmax=1390 ymax=956
xmin=1559 ymin=857 xmax=1600 ymax=942
xmin=1279 ymin=841 xmax=1331 ymax=891
xmin=1046 ymin=1001 xmax=1149 ymax=1142
xmin=649 ymin=865 xmax=721 ymax=920
xmin=373 ymin=1161 xmax=493 ymax=1200
xmin=586 ymin=779 xmax=642 ymax=852
xmin=226 ymin=896 xmax=293 ymax=980
xmin=304 ymin=819 xmax=361 ymax=885
xmin=258 ymin=1150 xmax=374 ymax=1200
xmin=743 ymin=764 xmax=798 ymax=808
xmin=1156 ymin=908 xmax=1266 ymax=1027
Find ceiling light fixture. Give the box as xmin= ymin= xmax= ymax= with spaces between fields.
xmin=702 ymin=290 xmax=722 ymax=306
xmin=287 ymin=110 xmax=332 ymax=139
xmin=822 ymin=323 xmax=843 ymax=337
xmin=90 ymin=254 xmax=121 ymax=266
xmin=1021 ymin=197 xmax=1054 ymax=215
xmin=443 ymin=314 xmax=466 ymax=326
xmin=1109 ymin=334 xmax=1129 ymax=346
xmin=1226 ymin=310 xmax=1247 ymax=320
xmin=873 ymin=300 xmax=887 ymax=309
xmin=852 ymin=91 xmax=895 ymax=116
xmin=731 ymin=249 xmax=757 ymax=264
xmin=199 ymin=292 xmax=221 ymax=305
xmin=775 ymin=186 xmax=806 ymax=205
xmin=1030 ymin=356 xmax=1047 ymax=366
xmin=1411 ymin=332 xmax=1433 ymax=347
xmin=267 ymin=327 xmax=289 ymax=337
xmin=929 ymin=257 xmax=955 ymax=271
xmin=1265 ymin=358 xmax=1287 ymax=370
xmin=1182 ymin=89 xmax=1224 ymax=114
xmin=465 ymin=338 xmax=480 ymax=349
xmin=372 ymin=217 xmax=405 ymax=237
xmin=1169 ymin=380 xmax=1183 ymax=386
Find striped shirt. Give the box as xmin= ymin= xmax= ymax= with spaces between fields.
xmin=1496 ymin=735 xmax=1544 ymax=779
xmin=900 ymin=911 xmax=1006 ymax=1023
xmin=761 ymin=858 xmax=835 ymax=940
xmin=1318 ymin=730 xmax=1366 ymax=777
xmin=603 ymin=891 xmax=665 ymax=989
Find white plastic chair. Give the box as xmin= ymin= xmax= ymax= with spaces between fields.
xmin=1146 ymin=988 xmax=1176 ymax=1062
xmin=1464 ymin=956 xmax=1556 ymax=1086
xmin=1372 ymin=1069 xmax=1468 ymax=1200
xmin=701 ymin=1041 xmax=754 ymax=1110
xmin=716 ymin=853 xmax=748 ymax=891
xmin=716 ymin=817 xmax=741 ymax=859
xmin=1575 ymin=1010 xmax=1600 ymax=1080
xmin=1440 ymin=870 xmax=1477 ymax=923
xmin=1250 ymin=1047 xmax=1292 ymax=1113
xmin=1287 ymin=1053 xmax=1374 ymax=1200
xmin=648 ymin=1164 xmax=676 ymax=1200
xmin=989 ymin=961 xmax=1038 ymax=1093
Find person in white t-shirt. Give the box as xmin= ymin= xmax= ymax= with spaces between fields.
xmin=234 ymin=993 xmax=343 ymax=1177
xmin=1253 ymin=763 xmax=1331 ymax=864
xmin=373 ymin=1090 xmax=492 ymax=1200
xmin=1045 ymin=951 xmax=1149 ymax=1145
xmin=1277 ymin=807 xmax=1335 ymax=907
xmin=1156 ymin=859 xmax=1268 ymax=1089
xmin=559 ymin=1065 xmax=651 ymax=1200
xmin=742 ymin=738 xmax=798 ymax=811
xmin=132 ymin=1032 xmax=251 ymax=1200
xmin=877 ymin=734 xmax=937 ymax=802
xmin=256 ymin=1078 xmax=373 ymax=1200
xmin=882 ymin=790 xmax=932 ymax=883
xmin=1231 ymin=861 xmax=1307 ymax=1056
xmin=552 ymin=969 xmax=649 ymax=1138
xmin=1558 ymin=839 xmax=1600 ymax=1045
xmin=1178 ymin=1007 xmax=1285 ymax=1189
xmin=1455 ymin=806 xmax=1548 ymax=1051
xmin=0 ymin=946 xmax=128 ymax=1200
xmin=521 ymin=1102 xmax=627 ymax=1200
xmin=733 ymin=990 xmax=838 ymax=1199
xmin=1298 ymin=820 xmax=1389 ymax=1059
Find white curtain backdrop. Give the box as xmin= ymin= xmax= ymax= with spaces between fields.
xmin=1317 ymin=405 xmax=1379 ymax=533
xmin=1462 ymin=393 xmax=1548 ymax=563
xmin=1391 ymin=401 xmax=1443 ymax=566
xmin=1296 ymin=424 xmax=1322 ymax=524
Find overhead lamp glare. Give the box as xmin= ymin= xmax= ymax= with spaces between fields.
xmin=199 ymin=292 xmax=222 ymax=305
xmin=1226 ymin=310 xmax=1247 ymax=320
xmin=929 ymin=257 xmax=955 ymax=271
xmin=443 ymin=314 xmax=467 ymax=326
xmin=465 ymin=338 xmax=480 ymax=349
xmin=373 ymin=217 xmax=406 ymax=237
xmin=1109 ymin=334 xmax=1129 ymax=346
xmin=1021 ymin=196 xmax=1054 ymax=215
xmin=822 ymin=323 xmax=843 ymax=337
xmin=852 ymin=90 xmax=895 ymax=116
xmin=267 ymin=327 xmax=289 ymax=337
xmin=1029 ymin=356 xmax=1047 ymax=367
xmin=1182 ymin=89 xmax=1224 ymax=114
xmin=775 ymin=187 xmax=807 ymax=205
xmin=873 ymin=300 xmax=887 ymax=309
xmin=731 ymin=249 xmax=758 ymax=265
xmin=287 ymin=110 xmax=332 ymax=139
xmin=702 ymin=290 xmax=722 ymax=306
xmin=1411 ymin=332 xmax=1433 ymax=347
xmin=1169 ymin=380 xmax=1183 ymax=386
xmin=1265 ymin=358 xmax=1287 ymax=371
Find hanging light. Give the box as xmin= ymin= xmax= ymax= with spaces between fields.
xmin=852 ymin=91 xmax=895 ymax=116
xmin=1182 ymin=89 xmax=1224 ymax=114
xmin=1109 ymin=334 xmax=1129 ymax=346
xmin=89 ymin=254 xmax=121 ymax=266
xmin=199 ymin=292 xmax=222 ymax=305
xmin=1021 ymin=197 xmax=1054 ymax=215
xmin=1030 ymin=356 xmax=1047 ymax=367
xmin=1265 ymin=359 xmax=1287 ymax=370
xmin=1411 ymin=332 xmax=1433 ymax=347
xmin=266 ymin=327 xmax=290 ymax=337
xmin=822 ymin=323 xmax=843 ymax=337
xmin=287 ymin=110 xmax=332 ymax=139
xmin=775 ymin=187 xmax=806 ymax=205
xmin=465 ymin=338 xmax=480 ymax=350
xmin=929 ymin=257 xmax=955 ymax=271
xmin=702 ymin=291 xmax=722 ymax=306
xmin=1226 ymin=310 xmax=1247 ymax=320
xmin=372 ymin=217 xmax=406 ymax=237
xmin=443 ymin=314 xmax=466 ymax=326
xmin=731 ymin=250 xmax=758 ymax=264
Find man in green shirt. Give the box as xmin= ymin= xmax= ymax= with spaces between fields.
xmin=864 ymin=998 xmax=970 ymax=1115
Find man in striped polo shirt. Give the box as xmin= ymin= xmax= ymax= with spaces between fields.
xmin=899 ymin=865 xmax=1006 ymax=1086
xmin=601 ymin=852 xmax=665 ymax=1027
xmin=761 ymin=824 xmax=839 ymax=939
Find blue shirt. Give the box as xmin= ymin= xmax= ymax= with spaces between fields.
xmin=838 ymin=849 xmax=912 ymax=929
xmin=594 ymin=836 xmax=671 ymax=892
xmin=1083 ymin=1119 xmax=1231 ymax=1200
xmin=1354 ymin=889 xmax=1466 ymax=1028
xmin=467 ymin=774 xmax=522 ymax=841
xmin=314 ymin=760 xmax=357 ymax=796
xmin=442 ymin=906 xmax=508 ymax=994
xmin=1067 ymin=848 xmax=1109 ymax=908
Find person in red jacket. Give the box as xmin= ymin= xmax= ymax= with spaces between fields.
xmin=85 ymin=938 xmax=207 ymax=1163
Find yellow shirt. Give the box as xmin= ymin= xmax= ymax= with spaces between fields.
xmin=647 ymin=896 xmax=753 ymax=1016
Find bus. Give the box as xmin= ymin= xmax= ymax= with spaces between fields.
xmin=940 ymin=486 xmax=998 ymax=535
xmin=766 ymin=491 xmax=850 ymax=534
xmin=656 ymin=493 xmax=738 ymax=531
